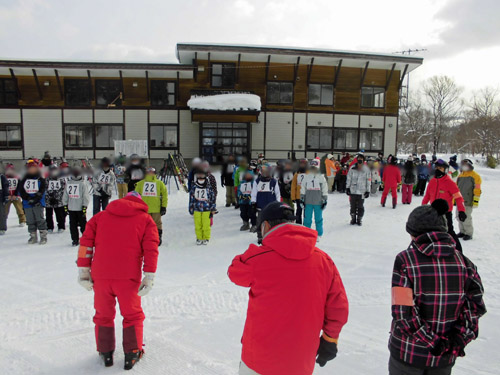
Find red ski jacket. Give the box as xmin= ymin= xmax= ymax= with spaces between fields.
xmin=228 ymin=224 xmax=349 ymax=375
xmin=422 ymin=175 xmax=465 ymax=212
xmin=77 ymin=195 xmax=159 ymax=281
xmin=382 ymin=164 xmax=402 ymax=188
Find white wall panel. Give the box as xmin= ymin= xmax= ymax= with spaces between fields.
xmin=265 ymin=112 xmax=292 ymax=151
xmin=95 ymin=109 xmax=123 ymax=123
xmin=251 ymin=112 xmax=265 ymax=154
xmin=0 ymin=109 xmax=21 ymax=123
xmin=124 ymin=110 xmax=147 ymax=140
xmin=179 ymin=110 xmax=199 ymax=158
xmin=307 ymin=113 xmax=333 ymax=127
xmin=22 ymin=109 xmax=63 ymax=158
xmin=360 ymin=115 xmax=384 ymax=129
xmin=0 ymin=150 xmax=23 ymax=159
xmin=63 ymin=109 xmax=92 ymax=123
xmin=384 ymin=116 xmax=398 ymax=155
xmin=293 ymin=112 xmax=306 ymax=151
xmin=149 ymin=110 xmax=177 ymax=124
xmin=64 ymin=150 xmax=93 ymax=160
xmin=149 ymin=150 xmax=170 ymax=160
xmin=334 ymin=114 xmax=359 ymax=128
xmin=95 ymin=150 xmax=115 ymax=160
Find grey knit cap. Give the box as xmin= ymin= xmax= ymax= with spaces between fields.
xmin=406 ymin=199 xmax=449 ymax=237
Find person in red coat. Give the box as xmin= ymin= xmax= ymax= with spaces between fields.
xmin=381 ymin=155 xmax=402 ymax=208
xmin=228 ymin=201 xmax=349 ymax=375
xmin=76 ymin=191 xmax=159 ymax=370
xmin=422 ymin=159 xmax=467 ymax=252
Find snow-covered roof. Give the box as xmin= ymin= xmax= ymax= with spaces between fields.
xmin=187 ymin=93 xmax=261 ymax=112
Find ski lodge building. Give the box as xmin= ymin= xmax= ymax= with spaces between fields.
xmin=0 ymin=43 xmax=422 ymax=163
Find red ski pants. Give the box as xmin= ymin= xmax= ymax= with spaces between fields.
xmin=401 ymin=184 xmax=413 ymax=204
xmin=381 ymin=185 xmax=398 ymax=204
xmin=93 ymin=279 xmax=145 ymax=353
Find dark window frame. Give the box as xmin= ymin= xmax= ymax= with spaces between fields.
xmin=361 ymin=86 xmax=386 ymax=109
xmin=306 ymin=126 xmax=333 ymax=151
xmin=0 ymin=78 xmax=19 ymax=106
xmin=150 ymin=80 xmax=177 ymax=107
xmin=0 ymin=124 xmax=23 ymax=149
xmin=359 ymin=128 xmax=384 ymax=152
xmin=63 ymin=123 xmax=124 ymax=150
xmin=333 ymin=128 xmax=359 ymax=152
xmin=266 ymin=81 xmax=294 ymax=105
xmin=149 ymin=123 xmax=179 ymax=149
xmin=64 ymin=78 xmax=91 ymax=107
xmin=199 ymin=122 xmax=250 ymax=164
xmin=95 ymin=79 xmax=122 ymax=107
xmin=308 ymin=82 xmax=334 ymax=106
xmin=210 ymin=63 xmax=236 ymax=89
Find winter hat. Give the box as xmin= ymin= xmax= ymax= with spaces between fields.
xmin=406 ymin=199 xmax=449 ymax=237
xmin=260 ymin=201 xmax=297 ymax=223
xmin=327 ymin=154 xmax=334 ymax=160
xmin=310 ymin=158 xmax=320 ymax=169
xmin=461 ymin=159 xmax=474 ymax=169
xmin=387 ymin=154 xmax=398 ymax=165
xmin=435 ymin=159 xmax=449 ymax=169
xmin=126 ymin=191 xmax=142 ymax=199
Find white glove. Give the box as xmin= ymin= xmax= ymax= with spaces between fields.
xmin=78 ymin=267 xmax=93 ymax=291
xmin=138 ymin=272 xmax=155 ymax=297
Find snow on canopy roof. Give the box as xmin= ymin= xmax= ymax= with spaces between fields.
xmin=188 ymin=93 xmax=261 ymax=112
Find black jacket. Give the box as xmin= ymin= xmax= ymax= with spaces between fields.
xmin=221 ymin=163 xmax=236 ymax=187
xmin=0 ymin=175 xmax=9 ymax=204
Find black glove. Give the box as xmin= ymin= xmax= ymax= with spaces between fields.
xmin=346 ymin=188 xmax=351 ymax=196
xmin=447 ymin=330 xmax=467 ymax=357
xmin=160 ymin=207 xmax=167 ymax=216
xmin=321 ymin=200 xmax=327 ymax=210
xmin=458 ymin=211 xmax=467 ymax=222
xmin=430 ymin=338 xmax=450 ymax=357
xmin=364 ymin=192 xmax=370 ymax=199
xmin=316 ymin=337 xmax=338 ymax=367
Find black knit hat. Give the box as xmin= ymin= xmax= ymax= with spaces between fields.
xmin=406 ymin=199 xmax=449 ymax=237
xmin=260 ymin=201 xmax=297 ymax=223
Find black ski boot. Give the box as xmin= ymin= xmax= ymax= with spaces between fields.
xmin=100 ymin=351 xmax=114 ymax=367
xmin=158 ymin=230 xmax=163 ymax=246
xmin=240 ymin=222 xmax=250 ymax=231
xmin=124 ymin=350 xmax=144 ymax=370
xmin=392 ymin=198 xmax=397 ymax=209
xmin=381 ymin=198 xmax=386 ymax=207
xmin=350 ymin=214 xmax=357 ymax=225
xmin=249 ymin=225 xmax=258 ymax=233
xmin=356 ymin=216 xmax=363 ymax=226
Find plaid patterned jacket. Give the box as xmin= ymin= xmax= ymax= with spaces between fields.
xmin=389 ymin=232 xmax=486 ymax=368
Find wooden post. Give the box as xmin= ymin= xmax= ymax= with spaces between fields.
xmin=333 ymin=59 xmax=343 ymax=88
xmin=9 ymin=68 xmax=21 ymax=99
xmin=32 ymin=69 xmax=43 ymax=100
xmin=385 ymin=63 xmax=396 ymax=91
xmin=54 ymin=69 xmax=63 ymax=100
xmin=360 ymin=61 xmax=369 ymax=88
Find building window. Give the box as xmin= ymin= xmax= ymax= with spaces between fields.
xmin=64 ymin=79 xmax=91 ymax=106
xmin=361 ymin=87 xmax=385 ymax=108
xmin=96 ymin=80 xmax=122 ymax=106
xmin=307 ymin=127 xmax=332 ymax=150
xmin=211 ymin=63 xmax=236 ymax=88
xmin=309 ymin=83 xmax=334 ymax=105
xmin=334 ymin=128 xmax=358 ymax=150
xmin=201 ymin=123 xmax=249 ymax=163
xmin=0 ymin=124 xmax=22 ymax=149
xmin=151 ymin=81 xmax=176 ymax=107
xmin=359 ymin=129 xmax=383 ymax=151
xmin=267 ymin=82 xmax=293 ymax=104
xmin=96 ymin=125 xmax=124 ymax=148
xmin=0 ymin=78 xmax=18 ymax=106
xmin=65 ymin=124 xmax=93 ymax=148
xmin=150 ymin=124 xmax=178 ymax=148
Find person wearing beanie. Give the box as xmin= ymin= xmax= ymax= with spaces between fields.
xmin=125 ymin=154 xmax=146 ymax=192
xmin=63 ymin=166 xmax=90 ymax=247
xmin=45 ymin=164 xmax=66 ymax=233
xmin=301 ymin=158 xmax=328 ymax=241
xmin=291 ymin=158 xmax=308 ymax=224
xmin=92 ymin=157 xmax=116 ymax=215
xmin=381 ymin=155 xmax=402 ymax=209
xmin=228 ymin=201 xmax=349 ymax=375
xmin=389 ymin=199 xmax=486 ymax=375
xmin=77 ymin=190 xmax=159 ymax=370
xmin=456 ymin=159 xmax=481 ymax=241
xmin=448 ymin=155 xmax=459 ymax=182
xmin=189 ymin=170 xmax=216 ymax=245
xmin=346 ymin=154 xmax=371 ymax=226
xmin=221 ymin=154 xmax=237 ymax=207
xmin=401 ymin=157 xmax=417 ymax=204
xmin=422 ymin=159 xmax=466 ymax=252
xmin=324 ymin=154 xmax=337 ymax=193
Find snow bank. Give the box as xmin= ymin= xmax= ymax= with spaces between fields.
xmin=187 ymin=93 xmax=261 ymax=111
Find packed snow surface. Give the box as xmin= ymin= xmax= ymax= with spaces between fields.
xmin=0 ymin=167 xmax=499 ymax=374
xmin=187 ymin=93 xmax=261 ymax=111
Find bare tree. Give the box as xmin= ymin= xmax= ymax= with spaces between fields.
xmin=398 ymin=96 xmax=433 ymax=154
xmin=423 ymin=76 xmax=463 ymax=154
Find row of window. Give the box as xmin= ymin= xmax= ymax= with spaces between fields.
xmin=307 ymin=128 xmax=383 ymax=151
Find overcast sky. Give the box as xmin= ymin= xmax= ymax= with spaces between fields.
xmin=0 ymin=0 xmax=498 ymax=95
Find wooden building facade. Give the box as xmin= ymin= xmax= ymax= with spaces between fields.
xmin=0 ymin=44 xmax=422 ymax=162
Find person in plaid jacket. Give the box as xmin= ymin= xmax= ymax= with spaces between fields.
xmin=389 ymin=199 xmax=486 ymax=375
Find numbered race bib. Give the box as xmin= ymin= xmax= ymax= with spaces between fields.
xmin=194 ymin=188 xmax=208 ymax=201
xmin=283 ymin=172 xmax=294 ymax=184
xmin=48 ymin=180 xmax=61 ymax=191
xmin=116 ymin=166 xmax=125 ymax=175
xmin=297 ymin=173 xmax=306 ymax=186
xmin=98 ymin=173 xmax=112 ymax=185
xmin=24 ymin=179 xmax=39 ymax=194
xmin=8 ymin=178 xmax=18 ymax=192
xmin=306 ymin=178 xmax=321 ymax=191
xmin=240 ymin=182 xmax=253 ymax=195
xmin=142 ymin=182 xmax=157 ymax=197
xmin=67 ymin=184 xmax=80 ymax=199
xmin=258 ymin=181 xmax=272 ymax=193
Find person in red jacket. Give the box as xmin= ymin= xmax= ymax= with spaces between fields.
xmin=228 ymin=201 xmax=349 ymax=375
xmin=422 ymin=159 xmax=467 ymax=252
xmin=381 ymin=155 xmax=402 ymax=208
xmin=76 ymin=191 xmax=159 ymax=370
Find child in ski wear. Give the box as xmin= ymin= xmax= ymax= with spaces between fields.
xmin=238 ymin=170 xmax=257 ymax=232
xmin=135 ymin=167 xmax=168 ymax=245
xmin=189 ymin=171 xmax=216 ymax=245
xmin=4 ymin=164 xmax=26 ymax=226
xmin=346 ymin=154 xmax=371 ymax=226
xmin=125 ymin=154 xmax=145 ymax=192
xmin=291 ymin=158 xmax=308 ymax=224
xmin=45 ymin=165 xmax=66 ymax=233
xmin=221 ymin=154 xmax=237 ymax=207
xmin=114 ymin=156 xmax=128 ymax=199
xmin=92 ymin=157 xmax=116 ymax=215
xmin=324 ymin=154 xmax=337 ymax=193
xmin=301 ymin=159 xmax=328 ymax=240
xmin=251 ymin=164 xmax=280 ymax=244
xmin=278 ymin=160 xmax=295 ymax=209
xmin=416 ymin=160 xmax=430 ymax=196
xmin=381 ymin=155 xmax=402 ymax=208
xmin=401 ymin=157 xmax=417 ymax=204
xmin=63 ymin=167 xmax=90 ymax=246
xmin=456 ymin=159 xmax=481 ymax=241
xmin=18 ymin=160 xmax=48 ymax=244
xmin=0 ymin=173 xmax=8 ymax=235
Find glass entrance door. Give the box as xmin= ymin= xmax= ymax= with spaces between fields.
xmin=200 ymin=123 xmax=250 ymax=163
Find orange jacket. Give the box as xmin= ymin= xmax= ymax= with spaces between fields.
xmin=325 ymin=159 xmax=337 ymax=177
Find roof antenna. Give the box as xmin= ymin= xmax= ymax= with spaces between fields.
xmin=392 ymin=48 xmax=427 ymax=108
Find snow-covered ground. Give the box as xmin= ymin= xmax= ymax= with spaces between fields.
xmin=1 ymin=168 xmax=499 ymax=375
